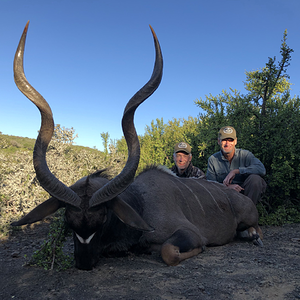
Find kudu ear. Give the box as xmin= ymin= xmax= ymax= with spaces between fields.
xmin=108 ymin=198 xmax=154 ymax=232
xmin=11 ymin=197 xmax=64 ymax=226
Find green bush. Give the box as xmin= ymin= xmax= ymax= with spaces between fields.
xmin=258 ymin=204 xmax=300 ymax=226
xmin=194 ymin=31 xmax=300 ymax=216
xmin=26 ymin=210 xmax=73 ymax=271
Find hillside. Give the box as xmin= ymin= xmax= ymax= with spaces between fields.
xmin=0 ymin=133 xmax=100 ymax=154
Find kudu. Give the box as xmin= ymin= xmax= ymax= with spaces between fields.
xmin=12 ymin=22 xmax=263 ymax=270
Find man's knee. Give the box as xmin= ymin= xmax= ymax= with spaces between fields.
xmin=244 ymin=174 xmax=266 ymax=191
xmin=242 ymin=174 xmax=267 ymax=205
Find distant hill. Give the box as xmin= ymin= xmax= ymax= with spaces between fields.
xmin=0 ymin=133 xmax=101 ymax=154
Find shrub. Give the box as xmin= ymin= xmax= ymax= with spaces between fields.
xmin=0 ymin=126 xmax=126 ymax=239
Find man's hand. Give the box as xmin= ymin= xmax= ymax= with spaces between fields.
xmin=226 ymin=184 xmax=244 ymax=192
xmin=223 ymin=169 xmax=240 ymax=186
xmin=223 ymin=169 xmax=243 ymax=192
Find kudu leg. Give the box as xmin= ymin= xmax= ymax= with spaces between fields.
xmin=237 ymin=225 xmax=264 ymax=247
xmin=161 ymin=229 xmax=205 ymax=266
xmin=249 ymin=226 xmax=264 ymax=246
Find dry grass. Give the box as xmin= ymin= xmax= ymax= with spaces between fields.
xmin=0 ymin=129 xmax=126 ymax=238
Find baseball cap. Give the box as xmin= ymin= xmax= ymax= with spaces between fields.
xmin=218 ymin=126 xmax=237 ymax=140
xmin=174 ymin=142 xmax=191 ymax=154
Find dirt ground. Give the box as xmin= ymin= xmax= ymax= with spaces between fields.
xmin=0 ymin=222 xmax=300 ymax=300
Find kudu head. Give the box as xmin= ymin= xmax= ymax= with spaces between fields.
xmin=11 ymin=21 xmax=163 ymax=270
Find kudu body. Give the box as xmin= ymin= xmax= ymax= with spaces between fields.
xmin=12 ymin=22 xmax=263 ymax=270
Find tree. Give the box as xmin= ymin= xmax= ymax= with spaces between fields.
xmin=195 ymin=30 xmax=300 ymax=213
xmin=52 ymin=124 xmax=78 ymax=145
xmin=50 ymin=124 xmax=78 ymax=155
xmin=115 ymin=117 xmax=200 ymax=173
xmin=100 ymin=132 xmax=109 ymax=158
xmin=244 ymin=29 xmax=293 ymax=118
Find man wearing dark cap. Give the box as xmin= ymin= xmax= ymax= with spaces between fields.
xmin=206 ymin=126 xmax=266 ymax=205
xmin=170 ymin=142 xmax=205 ymax=178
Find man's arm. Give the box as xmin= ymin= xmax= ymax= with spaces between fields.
xmin=223 ymin=169 xmax=244 ymax=192
xmin=206 ymin=156 xmax=218 ymax=182
xmin=239 ymin=151 xmax=266 ymax=176
xmin=223 ymin=169 xmax=239 ymax=186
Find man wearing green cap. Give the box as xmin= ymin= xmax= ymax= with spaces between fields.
xmin=206 ymin=126 xmax=266 ymax=205
xmin=171 ymin=142 xmax=205 ymax=178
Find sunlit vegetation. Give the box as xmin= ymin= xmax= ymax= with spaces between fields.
xmin=1 ymin=30 xmax=299 ymax=247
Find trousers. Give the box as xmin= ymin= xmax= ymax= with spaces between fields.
xmin=241 ymin=174 xmax=267 ymax=205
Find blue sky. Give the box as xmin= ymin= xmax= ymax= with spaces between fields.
xmin=1 ymin=0 xmax=300 ymax=151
